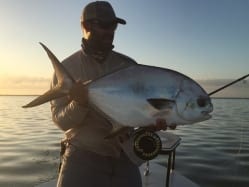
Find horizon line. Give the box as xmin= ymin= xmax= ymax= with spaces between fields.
xmin=0 ymin=94 xmax=248 ymax=100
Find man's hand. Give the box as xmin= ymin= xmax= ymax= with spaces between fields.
xmin=145 ymin=118 xmax=177 ymax=132
xmin=68 ymin=80 xmax=89 ymax=106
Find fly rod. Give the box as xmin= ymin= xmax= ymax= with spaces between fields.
xmin=208 ymin=74 xmax=249 ymax=96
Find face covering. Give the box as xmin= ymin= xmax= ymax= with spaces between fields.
xmin=89 ymin=28 xmax=114 ymax=51
xmin=82 ymin=28 xmax=114 ymax=62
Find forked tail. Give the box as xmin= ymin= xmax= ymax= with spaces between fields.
xmin=22 ymin=42 xmax=75 ymax=108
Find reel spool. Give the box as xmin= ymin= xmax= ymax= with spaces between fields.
xmin=133 ymin=129 xmax=162 ymax=160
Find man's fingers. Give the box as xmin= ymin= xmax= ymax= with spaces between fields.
xmin=169 ymin=124 xmax=177 ymax=130
xmin=155 ymin=118 xmax=167 ymax=131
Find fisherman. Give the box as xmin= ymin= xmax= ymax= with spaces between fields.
xmin=51 ymin=1 xmax=173 ymax=187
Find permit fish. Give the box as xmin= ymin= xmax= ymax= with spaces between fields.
xmin=23 ymin=43 xmax=213 ymax=128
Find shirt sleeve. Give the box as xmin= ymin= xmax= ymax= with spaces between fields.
xmin=50 ymin=73 xmax=89 ymax=131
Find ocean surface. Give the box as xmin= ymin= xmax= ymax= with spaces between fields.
xmin=0 ymin=96 xmax=248 ymax=187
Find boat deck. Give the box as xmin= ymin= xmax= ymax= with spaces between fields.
xmin=36 ymin=132 xmax=200 ymax=187
xmin=141 ymin=162 xmax=199 ymax=187
xmin=36 ymin=162 xmax=199 ymax=187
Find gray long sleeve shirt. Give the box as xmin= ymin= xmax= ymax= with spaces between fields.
xmin=50 ymin=48 xmax=142 ymax=161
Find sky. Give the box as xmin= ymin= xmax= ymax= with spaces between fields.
xmin=0 ymin=0 xmax=248 ymax=97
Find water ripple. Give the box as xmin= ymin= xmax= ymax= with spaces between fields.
xmin=1 ymin=96 xmax=249 ymax=187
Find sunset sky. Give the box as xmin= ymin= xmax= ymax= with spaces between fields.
xmin=0 ymin=0 xmax=248 ymax=97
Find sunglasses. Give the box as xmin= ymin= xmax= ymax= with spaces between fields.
xmin=91 ymin=20 xmax=117 ymax=30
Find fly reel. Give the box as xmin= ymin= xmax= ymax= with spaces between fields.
xmin=133 ymin=129 xmax=162 ymax=160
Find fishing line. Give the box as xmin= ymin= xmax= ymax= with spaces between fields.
xmin=221 ymin=102 xmax=247 ymax=185
xmin=206 ymin=74 xmax=249 ymax=184
xmin=230 ymin=114 xmax=246 ymax=186
xmin=237 ymin=120 xmax=244 ymax=155
xmin=234 ymin=100 xmax=249 ymax=176
xmin=207 ymin=100 xmax=248 ymax=187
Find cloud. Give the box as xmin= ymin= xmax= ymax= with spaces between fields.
xmin=0 ymin=75 xmax=51 ymax=95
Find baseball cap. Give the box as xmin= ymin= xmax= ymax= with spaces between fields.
xmin=81 ymin=1 xmax=126 ymax=24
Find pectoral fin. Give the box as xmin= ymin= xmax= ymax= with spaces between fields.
xmin=147 ymin=98 xmax=175 ymax=110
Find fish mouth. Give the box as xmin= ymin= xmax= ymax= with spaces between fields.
xmin=201 ymin=111 xmax=212 ymax=119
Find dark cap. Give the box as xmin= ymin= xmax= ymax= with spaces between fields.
xmin=81 ymin=1 xmax=126 ymax=24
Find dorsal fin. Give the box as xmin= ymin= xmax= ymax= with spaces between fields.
xmin=39 ymin=42 xmax=76 ymax=84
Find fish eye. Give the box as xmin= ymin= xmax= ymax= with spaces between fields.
xmin=197 ymin=97 xmax=208 ymax=107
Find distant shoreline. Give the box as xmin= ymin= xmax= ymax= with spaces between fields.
xmin=0 ymin=95 xmax=40 ymax=96
xmin=211 ymin=97 xmax=249 ymax=100
xmin=0 ymin=95 xmax=248 ymax=100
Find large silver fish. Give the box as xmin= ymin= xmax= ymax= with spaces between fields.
xmin=23 ymin=43 xmax=213 ymax=128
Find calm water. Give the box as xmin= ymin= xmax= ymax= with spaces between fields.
xmin=0 ymin=96 xmax=249 ymax=187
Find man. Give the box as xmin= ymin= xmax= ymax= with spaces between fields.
xmin=51 ymin=1 xmax=170 ymax=187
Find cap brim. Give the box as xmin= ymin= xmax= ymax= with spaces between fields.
xmin=117 ymin=18 xmax=126 ymax=25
